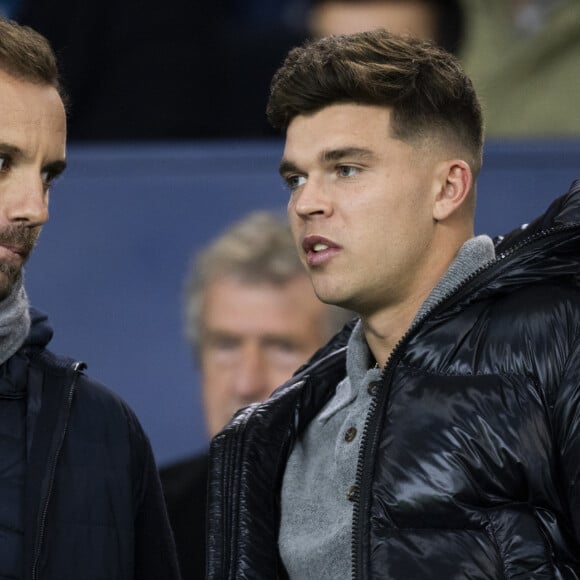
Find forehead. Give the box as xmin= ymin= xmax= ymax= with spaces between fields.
xmin=288 ymin=102 xmax=391 ymax=135
xmin=0 ymin=69 xmax=66 ymax=154
xmin=202 ymin=276 xmax=327 ymax=332
xmin=283 ymin=103 xmax=404 ymax=163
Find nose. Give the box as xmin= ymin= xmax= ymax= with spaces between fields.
xmin=231 ymin=344 xmax=272 ymax=404
xmin=4 ymin=173 xmax=49 ymax=227
xmin=291 ymin=176 xmax=332 ymax=219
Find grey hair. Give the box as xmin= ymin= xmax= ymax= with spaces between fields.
xmin=184 ymin=211 xmax=352 ymax=351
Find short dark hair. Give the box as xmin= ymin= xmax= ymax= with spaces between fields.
xmin=0 ymin=17 xmax=64 ymax=98
xmin=267 ymin=29 xmax=483 ymax=173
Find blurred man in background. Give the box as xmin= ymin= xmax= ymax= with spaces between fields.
xmin=460 ymin=0 xmax=580 ymax=136
xmin=308 ymin=0 xmax=465 ymax=54
xmin=160 ymin=211 xmax=352 ymax=579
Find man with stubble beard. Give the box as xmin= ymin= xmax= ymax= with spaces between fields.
xmin=0 ymin=17 xmax=180 ymax=579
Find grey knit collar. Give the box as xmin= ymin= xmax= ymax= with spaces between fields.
xmin=0 ymin=276 xmax=31 ymax=366
xmin=347 ymin=234 xmax=496 ymax=378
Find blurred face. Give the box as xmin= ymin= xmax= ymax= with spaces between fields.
xmin=281 ymin=103 xmax=445 ymax=318
xmin=0 ymin=69 xmax=66 ymax=299
xmin=310 ymin=0 xmax=437 ymax=40
xmin=200 ymin=275 xmax=330 ymax=437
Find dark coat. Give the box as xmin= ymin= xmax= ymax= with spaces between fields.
xmin=160 ymin=453 xmax=209 ymax=580
xmin=207 ymin=179 xmax=580 ymax=579
xmin=23 ymin=311 xmax=181 ymax=579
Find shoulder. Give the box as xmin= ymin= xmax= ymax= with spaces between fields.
xmin=32 ymin=347 xmax=151 ymax=450
xmin=487 ymin=283 xmax=580 ymax=337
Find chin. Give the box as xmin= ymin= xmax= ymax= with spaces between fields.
xmin=315 ymin=288 xmax=351 ymax=309
xmin=0 ymin=276 xmax=16 ymax=302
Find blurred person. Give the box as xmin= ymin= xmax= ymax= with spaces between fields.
xmin=308 ymin=0 xmax=465 ymax=54
xmin=14 ymin=0 xmax=304 ymax=140
xmin=14 ymin=0 xmax=231 ymax=140
xmin=160 ymin=211 xmax=352 ymax=579
xmin=461 ymin=0 xmax=580 ymax=136
xmin=0 ymin=17 xmax=179 ymax=579
xmin=207 ymin=30 xmax=580 ymax=578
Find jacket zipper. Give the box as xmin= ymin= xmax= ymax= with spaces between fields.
xmin=350 ymin=222 xmax=580 ymax=579
xmin=221 ymin=403 xmax=259 ymax=579
xmin=31 ymin=361 xmax=84 ymax=580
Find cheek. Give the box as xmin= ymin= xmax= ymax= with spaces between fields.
xmin=275 ymin=345 xmax=317 ymax=373
xmin=287 ymin=219 xmax=304 ymax=256
xmin=201 ymin=362 xmax=230 ymax=403
xmin=262 ymin=354 xmax=302 ymax=387
xmin=287 ymin=200 xmax=299 ymax=229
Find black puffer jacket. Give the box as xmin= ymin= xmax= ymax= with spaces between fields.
xmin=22 ymin=311 xmax=181 ymax=579
xmin=208 ymin=180 xmax=580 ymax=579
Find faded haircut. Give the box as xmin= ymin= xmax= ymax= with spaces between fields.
xmin=267 ymin=29 xmax=483 ymax=175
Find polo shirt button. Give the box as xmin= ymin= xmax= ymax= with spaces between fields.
xmin=347 ymin=485 xmax=358 ymax=502
xmin=344 ymin=427 xmax=357 ymax=442
xmin=367 ymin=381 xmax=381 ymax=396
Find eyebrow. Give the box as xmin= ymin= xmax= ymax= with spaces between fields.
xmin=278 ymin=158 xmax=298 ymax=177
xmin=0 ymin=142 xmax=24 ymax=160
xmin=44 ymin=159 xmax=67 ymax=178
xmin=321 ymin=147 xmax=375 ymax=163
xmin=279 ymin=146 xmax=376 ymax=176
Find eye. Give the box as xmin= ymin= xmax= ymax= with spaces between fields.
xmin=40 ymin=169 xmax=55 ymax=190
xmin=205 ymin=334 xmax=241 ymax=352
xmin=38 ymin=160 xmax=66 ymax=191
xmin=266 ymin=337 xmax=299 ymax=354
xmin=0 ymin=155 xmax=12 ymax=173
xmin=214 ymin=337 xmax=239 ymax=351
xmin=338 ymin=165 xmax=359 ymax=178
xmin=40 ymin=166 xmax=65 ymax=192
xmin=285 ymin=174 xmax=307 ymax=191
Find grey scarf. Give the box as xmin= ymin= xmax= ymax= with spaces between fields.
xmin=0 ymin=276 xmax=30 ymax=366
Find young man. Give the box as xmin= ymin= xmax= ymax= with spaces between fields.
xmin=0 ymin=17 xmax=179 ymax=579
xmin=207 ymin=30 xmax=580 ymax=578
xmin=160 ymin=211 xmax=352 ymax=579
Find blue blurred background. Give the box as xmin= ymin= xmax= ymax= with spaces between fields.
xmin=4 ymin=0 xmax=580 ymax=465
xmin=23 ymin=139 xmax=580 ymax=465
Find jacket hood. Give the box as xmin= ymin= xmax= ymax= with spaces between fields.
xmin=496 ymin=178 xmax=580 ymax=251
xmin=26 ymin=308 xmax=54 ymax=349
xmin=466 ymin=178 xmax=580 ymax=306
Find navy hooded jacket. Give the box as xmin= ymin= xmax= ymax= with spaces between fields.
xmin=19 ymin=310 xmax=181 ymax=579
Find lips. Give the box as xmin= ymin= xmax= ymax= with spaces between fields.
xmin=302 ymin=235 xmax=341 ymax=266
xmin=0 ymin=226 xmax=39 ymax=263
xmin=1 ymin=244 xmax=25 ymax=256
xmin=0 ymin=244 xmax=26 ymax=264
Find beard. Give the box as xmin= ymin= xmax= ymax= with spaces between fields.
xmin=0 ymin=225 xmax=41 ymax=301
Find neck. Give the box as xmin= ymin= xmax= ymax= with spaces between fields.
xmin=362 ymin=234 xmax=495 ymax=367
xmin=360 ymin=294 xmax=424 ymax=368
xmin=361 ymin=247 xmax=457 ymax=367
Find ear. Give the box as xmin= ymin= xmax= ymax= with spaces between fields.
xmin=432 ymin=160 xmax=473 ymax=221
